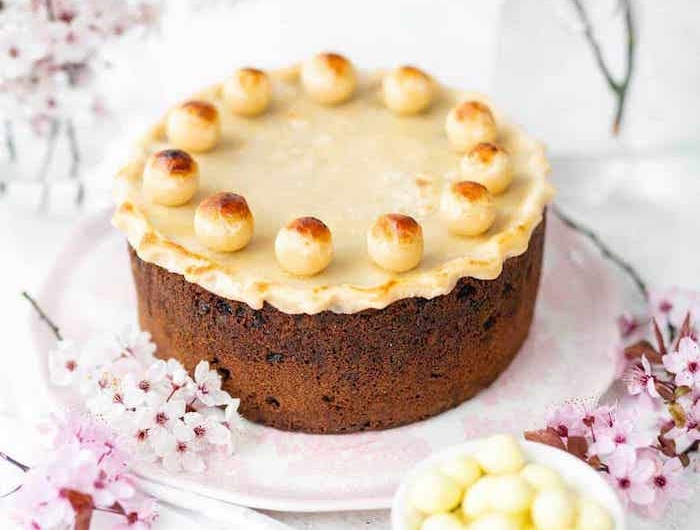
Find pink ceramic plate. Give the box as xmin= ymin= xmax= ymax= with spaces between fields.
xmin=31 ymin=210 xmax=622 ymax=512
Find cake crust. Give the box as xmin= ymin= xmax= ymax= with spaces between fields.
xmin=129 ymin=217 xmax=545 ymax=434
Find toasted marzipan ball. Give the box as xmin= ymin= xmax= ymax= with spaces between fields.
xmin=420 ymin=513 xmax=466 ymax=530
xmin=382 ymin=65 xmax=434 ymax=115
xmin=222 ymin=68 xmax=272 ymax=116
xmin=408 ymin=471 xmax=463 ymax=515
xmin=462 ymin=476 xmax=497 ymax=519
xmin=445 ymin=101 xmax=497 ymax=153
xmin=166 ymin=100 xmax=221 ymax=153
xmin=575 ymin=498 xmax=613 ymax=530
xmin=460 ymin=143 xmax=513 ymax=195
xmin=439 ymin=455 xmax=482 ymax=489
xmin=474 ymin=435 xmax=525 ymax=475
xmin=530 ymin=489 xmax=576 ymax=530
xmin=274 ymin=217 xmax=333 ymax=276
xmin=142 ymin=149 xmax=199 ymax=206
xmin=440 ymin=181 xmax=496 ymax=237
xmin=519 ymin=464 xmax=565 ymax=491
xmin=194 ymin=192 xmax=254 ymax=252
xmin=367 ymin=213 xmax=423 ymax=273
xmin=301 ymin=52 xmax=357 ymax=105
xmin=468 ymin=513 xmax=520 ymax=530
xmin=489 ymin=475 xmax=534 ymax=514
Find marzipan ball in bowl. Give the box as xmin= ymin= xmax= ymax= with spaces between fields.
xmin=392 ymin=435 xmax=625 ymax=530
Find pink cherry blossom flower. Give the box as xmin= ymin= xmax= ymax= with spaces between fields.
xmin=193 ymin=361 xmax=232 ymax=407
xmin=643 ymin=457 xmax=691 ymax=518
xmin=153 ymin=420 xmax=205 ymax=473
xmin=648 ymin=288 xmax=700 ymax=336
xmin=648 ymin=289 xmax=675 ymax=329
xmin=114 ymin=497 xmax=159 ymax=530
xmin=9 ymin=466 xmax=75 ymax=530
xmin=9 ymin=410 xmax=159 ymax=530
xmin=546 ymin=401 xmax=613 ymax=439
xmin=546 ymin=403 xmax=588 ymax=438
xmin=622 ymin=356 xmax=660 ymax=399
xmin=663 ymin=337 xmax=700 ymax=388
xmin=90 ymin=469 xmax=135 ymax=507
xmin=588 ymin=408 xmax=652 ymax=458
xmin=607 ymin=449 xmax=656 ymax=507
xmin=617 ymin=312 xmax=647 ymax=341
xmin=50 ymin=411 xmax=128 ymax=475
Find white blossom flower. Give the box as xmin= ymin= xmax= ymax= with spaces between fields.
xmin=117 ymin=408 xmax=157 ymax=463
xmin=164 ymin=358 xmax=195 ymax=401
xmin=122 ymin=360 xmax=168 ymax=405
xmin=183 ymin=411 xmax=230 ymax=447
xmin=46 ymin=321 xmax=242 ymax=474
xmin=113 ymin=325 xmax=158 ymax=365
xmin=87 ymin=380 xmax=142 ymax=422
xmin=153 ymin=419 xmax=205 ymax=473
xmin=48 ymin=339 xmax=82 ymax=386
xmin=0 ymin=24 xmax=47 ymax=80
xmin=145 ymin=398 xmax=186 ymax=446
xmin=193 ymin=361 xmax=232 ymax=407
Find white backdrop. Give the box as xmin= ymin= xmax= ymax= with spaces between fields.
xmin=1 ymin=1 xmax=700 ymax=529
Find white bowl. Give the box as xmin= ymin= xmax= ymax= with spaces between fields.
xmin=391 ymin=438 xmax=626 ymax=530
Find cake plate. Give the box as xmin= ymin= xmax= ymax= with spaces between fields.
xmin=31 ymin=209 xmax=622 ymax=512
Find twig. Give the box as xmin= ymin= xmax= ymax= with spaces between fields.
xmin=4 ymin=119 xmax=15 ymax=162
xmin=44 ymin=0 xmax=55 ymax=21
xmin=1 ymin=485 xmax=21 ymax=498
xmin=65 ymin=117 xmax=85 ymax=207
xmin=37 ymin=118 xmax=60 ymax=212
xmin=1 ymin=119 xmax=14 ymax=195
xmin=21 ymin=291 xmax=63 ymax=341
xmin=0 ymin=451 xmax=29 ymax=473
xmin=570 ymin=0 xmax=636 ymax=135
xmin=552 ymin=205 xmax=647 ymax=300
xmin=65 ymin=118 xmax=80 ymax=179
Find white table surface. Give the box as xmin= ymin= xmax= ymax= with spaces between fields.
xmin=1 ymin=1 xmax=699 ymax=526
xmin=1 ymin=149 xmax=699 ymax=529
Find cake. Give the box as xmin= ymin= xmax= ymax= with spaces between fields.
xmin=113 ymin=54 xmax=554 ymax=434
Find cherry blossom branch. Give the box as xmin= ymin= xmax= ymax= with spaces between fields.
xmin=570 ymin=0 xmax=636 ymax=135
xmin=44 ymin=0 xmax=55 ymax=21
xmin=0 ymin=451 xmax=30 ymax=472
xmin=66 ymin=118 xmax=80 ymax=179
xmin=37 ymin=118 xmax=60 ymax=211
xmin=22 ymin=291 xmax=63 ymax=341
xmin=4 ymin=119 xmax=16 ymax=162
xmin=552 ymin=205 xmax=648 ymax=299
xmin=65 ymin=118 xmax=85 ymax=206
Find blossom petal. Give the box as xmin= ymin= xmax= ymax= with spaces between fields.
xmin=182 ymin=452 xmax=205 ymax=473
xmin=194 ymin=361 xmax=210 ymax=383
xmin=629 ymin=483 xmax=656 ymax=506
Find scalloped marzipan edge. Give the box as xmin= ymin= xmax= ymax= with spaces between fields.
xmin=112 ymin=71 xmax=555 ymax=315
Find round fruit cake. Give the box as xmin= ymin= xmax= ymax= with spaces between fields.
xmin=113 ymin=53 xmax=554 ymax=434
